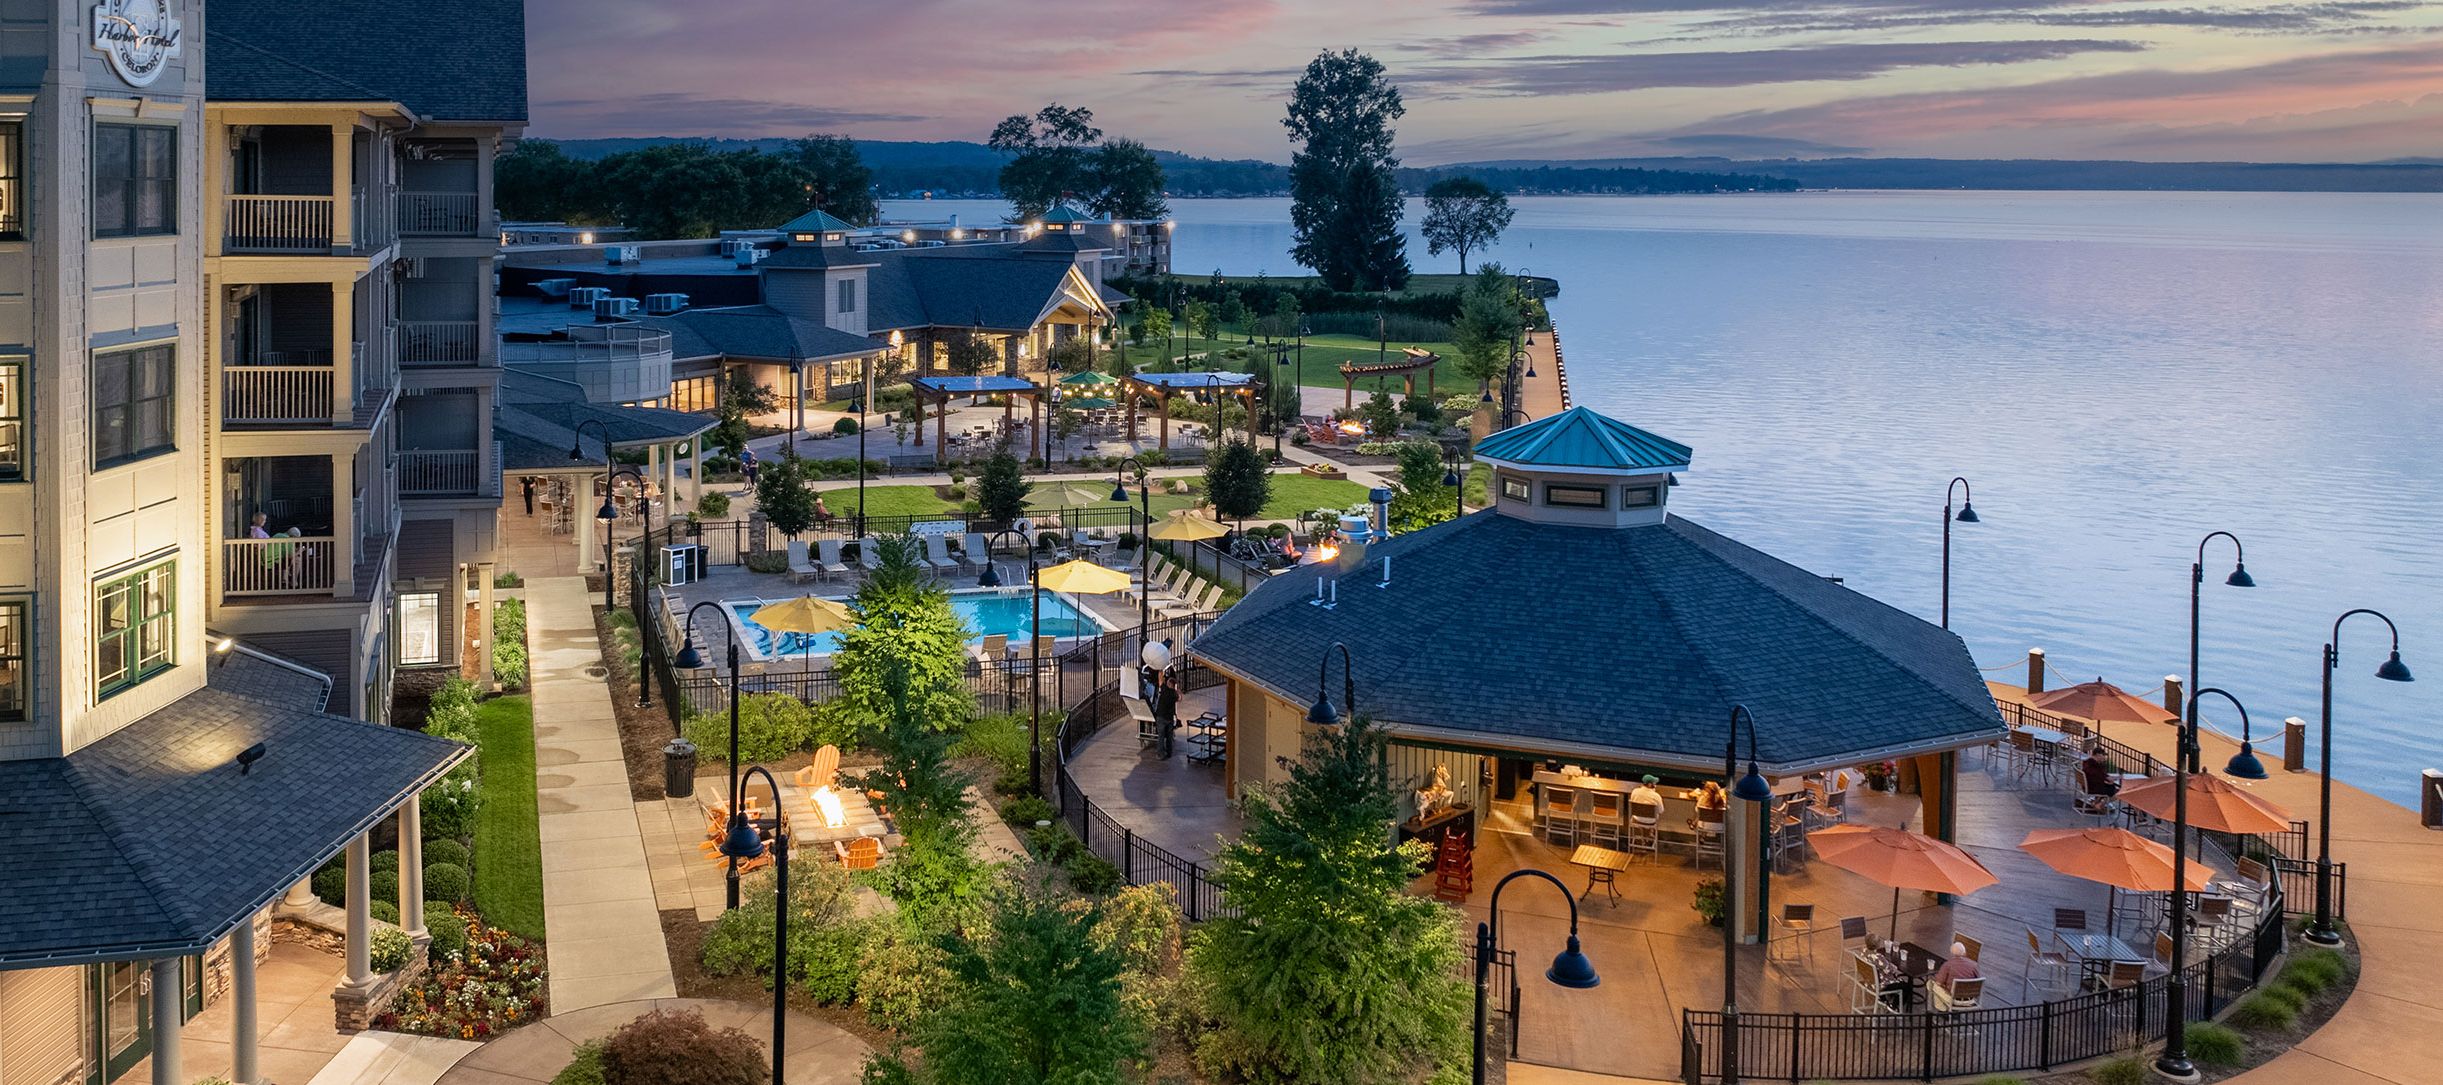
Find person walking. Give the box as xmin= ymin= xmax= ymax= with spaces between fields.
xmin=1153 ymin=669 xmax=1180 ymax=761
xmin=740 ymin=447 xmax=759 ymax=488
xmin=520 ymin=475 xmax=535 ymax=516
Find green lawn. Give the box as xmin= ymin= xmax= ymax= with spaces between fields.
xmin=816 ymin=475 xmax=1372 ymax=527
xmin=1112 ymin=333 xmax=1468 ymax=396
xmin=815 ymin=484 xmax=958 ymax=520
xmin=472 ymin=695 xmax=544 ymax=940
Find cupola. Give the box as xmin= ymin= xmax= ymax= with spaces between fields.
xmin=1470 ymin=406 xmax=1690 ymax=528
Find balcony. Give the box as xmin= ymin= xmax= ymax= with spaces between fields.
xmin=226 ymin=195 xmax=335 ymax=253
xmin=223 ymin=361 xmax=335 ymax=425
xmin=399 ymin=320 xmax=483 ymax=366
xmin=501 ymin=325 xmax=675 ymax=403
xmin=223 ymin=536 xmax=337 ymax=596
xmin=399 ymin=449 xmax=482 ymax=495
xmin=398 ymin=191 xmax=482 ymax=237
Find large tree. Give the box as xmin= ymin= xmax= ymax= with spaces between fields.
xmin=1420 ymin=176 xmax=1513 ymax=274
xmin=989 ymin=103 xmax=1104 ymax=219
xmin=943 ymin=328 xmax=999 ymax=378
xmin=1284 ymin=50 xmax=1410 ymax=292
xmin=976 ymin=450 xmax=1032 ymax=525
xmin=710 ymin=372 xmax=780 ymax=460
xmin=1203 ymin=440 xmax=1272 ymax=525
xmin=1449 ymin=264 xmax=1524 ymax=393
xmin=792 ymin=134 xmax=880 ymax=226
xmin=494 ymin=140 xmax=596 ymax=223
xmin=1186 ymin=714 xmax=1470 ymax=1084
xmin=1086 ymin=137 xmax=1169 ymax=220
xmin=585 ymin=144 xmax=809 ymax=240
xmin=917 ymin=887 xmax=1144 ymax=1085
xmin=755 ymin=454 xmax=818 ymax=539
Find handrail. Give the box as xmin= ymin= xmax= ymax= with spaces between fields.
xmin=223 ymin=536 xmax=338 ymax=596
xmin=225 ymin=194 xmax=335 ymax=252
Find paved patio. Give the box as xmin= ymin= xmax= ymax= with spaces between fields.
xmin=433 ymin=997 xmax=867 ymax=1085
xmin=124 ymin=942 xmax=360 ymax=1085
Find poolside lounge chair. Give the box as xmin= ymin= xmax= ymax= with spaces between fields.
xmin=815 ymin=538 xmax=852 ymax=579
xmin=857 ymin=538 xmax=882 ymax=572
xmin=921 ymin=534 xmax=961 ymax=575
xmin=961 ymin=533 xmax=994 ymax=577
xmin=971 ymin=634 xmax=1009 ymax=671
xmin=1156 ymin=582 xmax=1219 ymax=622
xmin=786 ymin=540 xmax=819 ymax=583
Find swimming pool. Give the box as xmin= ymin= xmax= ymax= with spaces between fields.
xmin=724 ymin=589 xmax=1111 ymax=661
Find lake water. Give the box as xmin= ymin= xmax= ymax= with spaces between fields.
xmin=885 ymin=193 xmax=2443 ymax=808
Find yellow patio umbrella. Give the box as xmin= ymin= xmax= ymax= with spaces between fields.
xmin=1149 ymin=510 xmax=1227 ymax=541
xmin=1036 ymin=558 xmax=1133 ymax=595
xmin=748 ymin=595 xmax=857 ymax=635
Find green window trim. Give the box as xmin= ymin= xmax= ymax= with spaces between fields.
xmin=1623 ymin=485 xmax=1660 ymax=509
xmin=95 ymin=563 xmax=175 ymax=699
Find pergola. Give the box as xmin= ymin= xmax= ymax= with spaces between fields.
xmin=1338 ymin=347 xmax=1440 ymax=408
xmin=907 ymin=375 xmax=1053 ymax=464
xmin=1122 ymin=371 xmax=1259 ymax=451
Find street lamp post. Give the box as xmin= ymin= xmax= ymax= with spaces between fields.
xmin=568 ymin=419 xmax=622 ymax=614
xmin=1721 ymin=705 xmax=1777 ymax=1085
xmin=2310 ymin=610 xmax=2412 ymax=946
xmin=1028 ymin=542 xmax=1045 ymax=794
xmin=1443 ymin=444 xmax=1469 ymax=515
xmin=2189 ymin=532 xmax=2256 ymax=773
xmin=2162 ymin=687 xmax=2255 ymax=1082
xmin=1112 ymin=457 xmax=1151 ymax=648
xmin=715 ymin=764 xmax=788 ymax=1085
xmin=786 ymin=346 xmax=803 ymax=458
xmin=675 ymin=600 xmax=748 ymax=910
xmin=1941 ymin=477 xmax=1979 ymax=629
xmin=1471 ymin=869 xmax=1599 ymax=1085
xmin=1305 ymin=641 xmax=1356 ymax=725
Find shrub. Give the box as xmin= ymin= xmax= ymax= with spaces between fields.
xmin=685 ymin=692 xmax=818 ymax=764
xmin=694 ymin=491 xmax=732 ymax=519
xmin=424 ymin=676 xmax=483 ymax=744
xmin=423 ymin=838 xmax=471 ymax=869
xmin=2286 ymin=950 xmax=2349 ymax=990
xmin=2228 ymin=990 xmax=2302 ymax=1031
xmin=552 ymin=1041 xmax=606 ymax=1085
xmin=423 ymin=863 xmax=471 ymax=905
xmin=597 ymin=1007 xmax=766 ymax=1085
xmin=832 ymin=417 xmax=859 ymax=436
xmin=371 ymin=870 xmax=401 ymax=905
xmin=1001 ymin=796 xmax=1055 ymax=827
xmin=372 ymin=900 xmax=400 ymax=925
xmin=2089 ymin=1055 xmax=2148 ymax=1085
xmin=427 ymin=906 xmax=470 ymax=964
xmin=951 ymin=712 xmax=1036 ymax=785
xmin=744 ymin=550 xmax=789 ymax=575
xmin=2184 ymin=1022 xmax=2246 ymax=1068
xmin=371 ymin=850 xmax=400 ymax=875
xmin=494 ymin=570 xmax=524 ymax=589
xmin=1028 ymin=823 xmax=1081 ymax=865
xmin=857 ymin=1052 xmax=919 ymax=1085
xmin=421 ymin=767 xmax=483 ymax=842
xmin=370 ymin=926 xmax=413 ymax=974
xmin=1970 ymin=1077 xmax=2031 ymax=1085
xmin=700 ymin=865 xmax=871 ymax=1005
xmin=855 ymin=922 xmax=954 ymax=1031
xmin=314 ymin=865 xmax=349 ymax=906
xmin=493 ymin=599 xmax=530 ymax=689
xmin=1067 ymin=853 xmax=1124 ymax=896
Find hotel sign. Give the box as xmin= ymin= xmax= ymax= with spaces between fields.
xmin=91 ymin=0 xmax=183 ymax=87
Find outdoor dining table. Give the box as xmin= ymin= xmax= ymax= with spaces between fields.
xmin=1569 ymin=844 xmax=1632 ymax=905
xmin=2053 ymin=928 xmax=2142 ymax=981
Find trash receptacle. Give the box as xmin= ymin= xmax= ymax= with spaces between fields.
xmin=2423 ymin=768 xmax=2443 ymax=830
xmin=664 ymin=738 xmax=698 ymax=799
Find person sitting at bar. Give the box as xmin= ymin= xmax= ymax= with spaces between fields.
xmin=2078 ymin=747 xmax=2120 ymax=812
xmin=1693 ymin=780 xmax=1728 ymax=811
xmin=1931 ymin=941 xmax=1980 ymax=988
xmin=1629 ymin=774 xmax=1665 ymax=811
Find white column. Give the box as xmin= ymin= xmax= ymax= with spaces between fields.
xmin=232 ymin=920 xmax=261 ymax=1085
xmin=576 ymin=476 xmax=597 ymax=572
xmin=148 ymin=958 xmax=183 ymax=1085
xmin=343 ymin=832 xmax=372 ymax=987
xmin=331 ymin=280 xmax=358 ymax=423
xmin=475 ymin=562 xmax=497 ymax=690
xmin=329 ymin=122 xmax=355 ymax=250
xmin=399 ymin=802 xmax=427 ymax=944
xmin=331 ymin=453 xmax=357 ymax=597
xmin=689 ymin=441 xmax=704 ymax=505
xmin=282 ymin=877 xmax=315 ymax=909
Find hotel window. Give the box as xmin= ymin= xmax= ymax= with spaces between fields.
xmin=0 ymin=597 xmax=24 ymax=722
xmin=1500 ymin=476 xmax=1529 ymax=502
xmin=837 ymin=279 xmax=856 ymax=314
xmin=93 ymin=345 xmax=174 ymax=467
xmin=95 ymin=563 xmax=174 ymax=698
xmin=397 ymin=592 xmax=442 ymax=666
xmin=1623 ymin=485 xmax=1659 ymax=509
xmin=94 ymin=123 xmax=177 ymax=238
xmin=0 ymin=124 xmax=20 ymax=239
xmin=1545 ymin=484 xmax=1608 ymax=509
xmin=0 ymin=356 xmax=22 ymax=481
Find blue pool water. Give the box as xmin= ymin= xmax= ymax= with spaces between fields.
xmin=726 ymin=590 xmax=1105 ymax=660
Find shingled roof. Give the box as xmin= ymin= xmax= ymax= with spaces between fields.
xmin=0 ymin=683 xmax=466 ymax=965
xmin=635 ymin=305 xmax=885 ymax=363
xmin=1191 ymin=512 xmax=2001 ymax=774
xmin=763 ymin=243 xmax=1105 ymax=332
xmin=207 ymin=0 xmax=527 ymax=122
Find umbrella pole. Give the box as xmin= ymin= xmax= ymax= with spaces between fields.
xmin=1890 ymin=886 xmax=1901 ymax=941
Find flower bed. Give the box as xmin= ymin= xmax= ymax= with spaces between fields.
xmin=374 ymin=909 xmax=548 ymax=1040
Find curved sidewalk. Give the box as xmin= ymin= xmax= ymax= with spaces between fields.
xmin=435 ymin=997 xmax=869 ymax=1084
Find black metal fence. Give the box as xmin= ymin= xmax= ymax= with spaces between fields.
xmin=1049 ymin=637 xmax=1237 ymax=922
xmin=1679 ymin=877 xmax=2289 ymax=1082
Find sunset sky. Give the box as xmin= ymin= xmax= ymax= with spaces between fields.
xmin=526 ymin=1 xmax=2443 ymax=163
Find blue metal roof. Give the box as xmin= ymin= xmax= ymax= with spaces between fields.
xmin=1130 ymin=371 xmax=1256 ymax=388
xmin=1473 ymin=406 xmax=1692 ymax=472
xmin=910 ymin=375 xmax=1044 ymax=395
xmin=780 ymin=209 xmax=862 ymax=234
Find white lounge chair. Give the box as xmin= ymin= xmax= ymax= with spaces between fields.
xmin=785 ymin=539 xmax=819 ymax=583
xmin=857 ymin=537 xmax=882 ymax=572
xmin=921 ymin=534 xmax=962 ymax=575
xmin=961 ymin=533 xmax=995 ymax=578
xmin=815 ymin=538 xmax=852 ymax=579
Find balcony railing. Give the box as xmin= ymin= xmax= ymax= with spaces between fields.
xmin=226 ymin=195 xmax=334 ymax=252
xmin=223 ymin=536 xmax=337 ymax=596
xmin=397 ymin=191 xmax=481 ymax=237
xmin=223 ymin=365 xmax=335 ymax=425
xmin=400 ymin=449 xmax=481 ymax=495
xmin=399 ymin=320 xmax=483 ymax=365
xmin=352 ymin=185 xmax=396 ymax=250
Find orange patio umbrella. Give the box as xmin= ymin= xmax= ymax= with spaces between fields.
xmin=2030 ymin=678 xmax=2176 ymax=744
xmin=2115 ymin=773 xmax=2293 ymax=836
xmin=1810 ymin=824 xmax=1999 ymax=938
xmin=2020 ymin=826 xmax=2214 ymax=938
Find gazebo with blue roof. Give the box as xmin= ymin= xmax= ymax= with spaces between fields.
xmin=1122 ymin=371 xmax=1259 ymax=451
xmin=1189 ymin=405 xmax=2004 ymax=942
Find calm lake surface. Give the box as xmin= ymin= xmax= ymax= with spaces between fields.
xmin=887 ymin=193 xmax=2443 ymax=807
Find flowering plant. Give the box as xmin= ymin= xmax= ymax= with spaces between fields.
xmin=373 ymin=907 xmax=546 ymax=1040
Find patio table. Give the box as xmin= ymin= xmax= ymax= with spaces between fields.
xmin=2052 ymin=928 xmax=2141 ymax=982
xmin=1888 ymin=941 xmax=1946 ymax=1006
xmin=1570 ymin=844 xmax=1632 ymax=905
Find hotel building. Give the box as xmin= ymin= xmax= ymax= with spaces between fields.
xmin=0 ymin=2 xmax=522 ymax=1082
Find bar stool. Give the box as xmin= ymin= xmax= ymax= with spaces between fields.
xmin=1543 ymin=786 xmax=1581 ymax=846
xmin=1692 ymin=804 xmax=1726 ymax=870
xmin=1769 ymin=903 xmax=1817 ymax=968
xmin=1583 ymin=791 xmax=1625 ymax=849
xmin=1625 ymin=799 xmax=1662 ymax=862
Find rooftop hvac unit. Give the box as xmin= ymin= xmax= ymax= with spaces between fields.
xmin=604 ymin=245 xmax=642 ymax=265
xmin=644 ymin=293 xmax=689 ymax=315
xmin=718 ymin=238 xmax=756 ymax=257
xmin=733 ymin=245 xmax=767 ymax=268
xmin=593 ymin=296 xmax=641 ymax=320
xmin=568 ymin=286 xmax=610 ymax=309
xmin=535 ymin=278 xmax=576 ymax=298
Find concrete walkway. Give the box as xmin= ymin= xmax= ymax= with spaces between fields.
xmin=433 ymin=998 xmax=868 ymax=1085
xmin=305 ymin=1033 xmax=482 ymax=1085
xmin=527 ymin=575 xmax=677 ymax=1011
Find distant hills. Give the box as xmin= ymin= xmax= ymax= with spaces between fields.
xmin=543 ymin=137 xmax=2443 ymax=195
